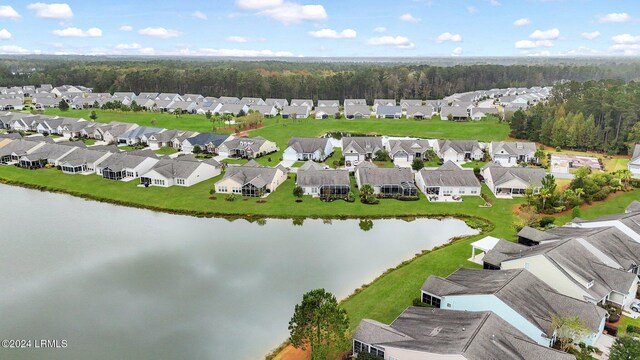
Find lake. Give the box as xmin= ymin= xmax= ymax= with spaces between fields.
xmin=0 ymin=185 xmax=478 ymax=360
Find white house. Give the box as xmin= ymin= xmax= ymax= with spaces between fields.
xmin=489 ymin=141 xmax=537 ymax=166
xmin=482 ymin=162 xmax=546 ymax=197
xmin=214 ymin=161 xmax=288 ymax=197
xmin=295 ymin=161 xmax=350 ymax=197
xmin=341 ymin=136 xmax=384 ymax=168
xmin=415 ymin=161 xmax=481 ymax=199
xmin=218 ymin=136 xmax=278 ymax=159
xmin=281 ymin=105 xmax=309 ymax=119
xmin=433 ymin=139 xmax=484 ymax=163
xmin=282 ymin=137 xmax=333 ymax=162
xmin=140 ymin=156 xmax=221 ymax=188
xmin=96 ymin=152 xmax=159 ymax=181
xmin=630 ymin=144 xmax=640 ymax=178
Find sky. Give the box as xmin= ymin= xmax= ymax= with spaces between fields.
xmin=0 ymin=0 xmax=638 ymax=57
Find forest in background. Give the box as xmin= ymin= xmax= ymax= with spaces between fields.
xmin=510 ymin=80 xmax=640 ymax=155
xmin=0 ymin=57 xmax=639 ymax=101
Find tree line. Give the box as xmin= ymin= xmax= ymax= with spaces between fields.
xmin=1 ymin=58 xmax=639 ymax=102
xmin=510 ymin=80 xmax=640 ymax=155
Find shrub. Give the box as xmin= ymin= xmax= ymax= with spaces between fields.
xmin=539 ymin=216 xmax=555 ymax=228
xmin=225 ymin=193 xmax=237 ymax=202
xmin=571 ymin=207 xmax=581 ymax=218
xmin=627 ymin=325 xmax=640 ymax=334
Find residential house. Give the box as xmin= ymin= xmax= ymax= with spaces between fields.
xmin=217 ymin=103 xmax=249 ymax=116
xmin=171 ymin=131 xmax=199 ymax=150
xmin=248 ymin=104 xmax=278 ymax=118
xmin=117 ymin=127 xmax=165 ymax=145
xmin=353 ymin=307 xmax=574 ymax=360
xmin=0 ymin=139 xmax=45 ymax=164
xmin=482 ymin=162 xmax=546 ymax=197
xmin=342 ymin=136 xmax=384 ymax=167
xmin=386 ymin=139 xmax=431 ymax=165
xmin=344 ymin=104 xmax=371 ymax=119
xmin=317 ymin=100 xmax=339 ymax=107
xmin=399 ymin=99 xmax=422 ymax=110
xmin=214 ymin=160 xmax=288 ymax=197
xmin=60 ymin=120 xmax=90 ymax=139
xmin=218 ymin=136 xmax=278 ymax=159
xmin=421 ymin=268 xmax=606 ymax=347
xmin=32 ymin=96 xmax=60 ymax=109
xmin=155 ymin=93 xmax=183 ymax=102
xmin=167 ymin=101 xmax=197 ymax=114
xmin=289 ymin=99 xmax=313 ymax=110
xmin=433 ymin=139 xmax=484 ymax=163
xmin=154 ymin=99 xmax=174 ymax=112
xmin=147 ymin=129 xmax=197 ymax=150
xmin=16 ymin=143 xmax=77 ymax=169
xmin=0 ymin=98 xmax=24 ymax=110
xmin=183 ymin=94 xmax=204 ymax=102
xmin=101 ymin=123 xmax=139 ymax=144
xmin=314 ymin=106 xmax=339 ymax=119
xmin=295 ymin=161 xmax=350 ymax=197
xmin=372 ymin=99 xmax=396 ymax=111
xmin=375 ymin=105 xmax=402 ymax=119
xmin=489 ymin=141 xmax=537 ymax=166
xmin=354 ymin=162 xmax=417 ymax=197
xmin=415 ymin=161 xmax=481 ymax=198
xmin=281 ymin=105 xmax=309 ymax=119
xmin=96 ymin=151 xmax=159 ymax=181
xmin=217 ymin=96 xmax=240 ymax=104
xmin=630 ymin=144 xmax=640 ymax=178
xmin=264 ymin=98 xmax=288 ymax=108
xmin=440 ymin=105 xmax=470 ymax=121
xmin=405 ymin=105 xmax=435 ymax=119
xmin=181 ymin=133 xmax=229 ymax=154
xmin=344 ymin=99 xmax=367 ymax=106
xmin=58 ymin=148 xmax=113 ymax=174
xmin=282 ymin=137 xmax=333 ymax=162
xmin=239 ymin=97 xmax=265 ymax=106
xmin=140 ymin=155 xmax=222 ymax=187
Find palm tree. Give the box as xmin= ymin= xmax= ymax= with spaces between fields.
xmin=574 ymin=188 xmax=585 ymax=200
xmin=539 ymin=188 xmax=552 ymax=211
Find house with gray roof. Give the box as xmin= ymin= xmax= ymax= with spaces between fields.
xmin=470 ymin=107 xmax=500 ymax=120
xmin=96 ymin=152 xmax=159 ymax=181
xmin=140 ymin=155 xmax=221 ymax=187
xmin=630 ymin=144 xmax=640 ymax=178
xmin=117 ymin=126 xmax=165 ymax=145
xmin=372 ymin=99 xmax=396 ymax=111
xmin=375 ymin=105 xmax=402 ymax=119
xmin=386 ymin=139 xmax=431 ymax=165
xmin=166 ymin=100 xmax=198 ymax=114
xmin=0 ymin=97 xmax=24 ymax=111
xmin=218 ymin=136 xmax=278 ymax=159
xmin=289 ymin=99 xmax=313 ymax=110
xmin=155 ymin=93 xmax=183 ymax=102
xmin=416 ymin=161 xmax=481 ymax=199
xmin=421 ymin=268 xmax=607 ymax=347
xmin=342 ymin=136 xmax=384 ymax=168
xmin=314 ymin=106 xmax=339 ymax=119
xmin=147 ymin=129 xmax=198 ymax=150
xmin=181 ymin=133 xmax=229 ymax=154
xmin=32 ymin=96 xmax=59 ymax=109
xmin=317 ymin=100 xmax=339 ymax=107
xmin=183 ymin=94 xmax=204 ymax=102
xmin=239 ymin=97 xmax=265 ymax=106
xmin=282 ymin=137 xmax=333 ymax=162
xmin=405 ymin=105 xmax=435 ymax=119
xmin=248 ymin=104 xmax=278 ymax=117
xmin=344 ymin=99 xmax=367 ymax=106
xmin=440 ymin=105 xmax=470 ymax=121
xmin=215 ymin=160 xmax=288 ymax=197
xmin=58 ymin=147 xmax=113 ymax=174
xmin=16 ymin=142 xmax=77 ymax=169
xmin=482 ymin=162 xmax=546 ymax=197
xmin=489 ymin=141 xmax=538 ymax=166
xmin=484 ymin=233 xmax=640 ymax=307
xmin=281 ymin=105 xmax=309 ymax=119
xmin=0 ymin=139 xmax=46 ymax=164
xmin=344 ymin=104 xmax=371 ymax=119
xmin=217 ymin=103 xmax=249 ymax=116
xmin=355 ymin=162 xmax=417 ymax=197
xmin=399 ymin=99 xmax=422 ymax=110
xmin=353 ymin=307 xmax=574 ymax=360
xmin=295 ymin=161 xmax=350 ymax=197
xmin=264 ymin=98 xmax=288 ymax=108
xmin=626 ymin=200 xmax=640 ymax=214
xmin=433 ymin=139 xmax=484 ymax=163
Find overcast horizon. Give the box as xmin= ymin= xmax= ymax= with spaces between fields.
xmin=0 ymin=1 xmax=638 ymax=58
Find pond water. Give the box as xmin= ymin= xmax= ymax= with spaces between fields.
xmin=0 ymin=185 xmax=478 ymax=360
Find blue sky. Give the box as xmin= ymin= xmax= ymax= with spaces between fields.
xmin=0 ymin=0 xmax=638 ymax=57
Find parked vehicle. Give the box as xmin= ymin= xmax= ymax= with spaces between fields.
xmin=631 ymin=300 xmax=640 ymax=313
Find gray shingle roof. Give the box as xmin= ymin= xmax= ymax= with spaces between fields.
xmin=296 ymin=165 xmax=350 ymax=187
xmin=418 ymin=161 xmax=481 ymax=187
xmin=221 ymin=162 xmax=287 ymax=188
xmin=286 ymin=137 xmax=330 ymax=154
xmin=357 ymin=166 xmax=413 ymax=187
xmin=355 ymin=307 xmax=574 ymax=360
xmin=342 ymin=137 xmax=383 ymax=154
xmin=376 ymin=105 xmax=402 ymax=116
xmin=491 ymin=141 xmax=537 ymax=156
xmin=485 ymin=164 xmax=546 ymax=188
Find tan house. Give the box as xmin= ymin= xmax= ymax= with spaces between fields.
xmin=215 ymin=160 xmax=288 ymax=197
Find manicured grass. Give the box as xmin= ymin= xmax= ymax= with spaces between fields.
xmin=324 ymin=147 xmax=343 ymax=168
xmin=462 ymin=160 xmax=488 ymax=169
xmin=221 ymin=158 xmax=248 ymax=165
xmin=119 ymin=145 xmax=138 ymax=151
xmin=554 ymin=189 xmax=640 ymax=224
xmin=605 ymin=158 xmax=630 ymax=172
xmin=618 ymin=315 xmax=640 ymax=336
xmin=154 ymin=147 xmax=178 ymax=156
xmin=81 ymin=138 xmax=96 ymax=145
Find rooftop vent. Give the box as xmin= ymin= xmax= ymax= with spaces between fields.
xmin=429 ymin=327 xmax=442 ymax=337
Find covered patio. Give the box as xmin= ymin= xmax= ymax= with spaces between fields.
xmin=469 ymin=236 xmax=500 ymax=265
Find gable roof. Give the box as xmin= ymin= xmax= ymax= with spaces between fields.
xmin=296 ymin=164 xmax=350 ymax=187
xmin=376 ymin=105 xmax=402 ymax=116
xmin=342 ymin=136 xmax=384 ymax=154
xmin=221 ymin=162 xmax=287 ymax=188
xmin=146 ymin=156 xmax=219 ymax=179
xmin=422 ymin=268 xmax=606 ymax=336
xmin=356 ymin=166 xmax=414 ymax=187
xmin=483 ymin=163 xmax=546 ymax=188
xmin=344 ymin=104 xmax=371 ymax=117
xmin=437 ymin=139 xmax=482 ymax=154
xmin=388 ymin=139 xmax=431 ymax=157
xmin=631 ymin=144 xmax=640 ymax=163
xmin=185 ymin=133 xmax=229 ymax=147
xmin=491 ymin=141 xmax=537 ymax=156
xmin=355 ymin=307 xmax=574 ymax=360
xmin=286 ymin=137 xmax=330 ymax=154
xmin=418 ymin=161 xmax=481 ymax=188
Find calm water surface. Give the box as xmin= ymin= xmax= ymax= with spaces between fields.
xmin=0 ymin=185 xmax=477 ymax=360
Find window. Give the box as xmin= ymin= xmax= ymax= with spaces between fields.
xmin=421 ymin=292 xmax=441 ymax=308
xmin=470 ymin=189 xmax=478 ymax=194
xmin=177 ymin=179 xmax=185 ymax=185
xmin=459 ymin=188 xmax=466 ymax=194
xmin=219 ymin=186 xmax=228 ymax=192
xmin=353 ymin=340 xmax=368 ymax=354
xmin=232 ymin=187 xmax=241 ymax=194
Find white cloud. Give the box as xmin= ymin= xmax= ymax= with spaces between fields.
xmin=597 ymin=12 xmax=629 ymax=23
xmin=0 ymin=29 xmax=12 ymax=40
xmin=452 ymin=47 xmax=463 ymax=56
xmin=235 ymin=0 xmax=283 ymax=10
xmin=0 ymin=45 xmax=31 ymax=54
xmin=138 ymin=27 xmax=182 ymax=38
xmin=367 ymin=35 xmax=415 ymax=49
xmin=513 ymin=18 xmax=531 ymax=26
xmin=52 ymin=27 xmax=102 ymax=37
xmin=119 ymin=25 xmax=133 ymax=32
xmin=488 ymin=0 xmax=500 ymax=6
xmin=138 ymin=47 xmax=155 ymax=55
xmin=115 ymin=43 xmax=142 ymax=50
xmin=226 ymin=36 xmax=248 ymax=43
xmin=466 ymin=6 xmax=478 ymax=13
xmin=609 ymin=43 xmax=640 ymax=55
xmin=0 ymin=5 xmax=20 ymax=19
xmin=400 ymin=13 xmax=421 ymax=22
xmin=581 ymin=31 xmax=600 ymax=40
xmin=514 ymin=39 xmax=554 ymax=49
xmin=529 ymin=28 xmax=560 ymax=40
xmin=309 ymin=28 xmax=356 ymax=39
xmin=436 ymin=32 xmax=462 ymax=43
xmin=192 ymin=11 xmax=207 ymax=20
xmin=27 ymin=2 xmax=73 ymax=19
xmin=373 ymin=27 xmax=387 ymax=33
xmin=259 ymin=3 xmax=327 ymax=24
xmin=611 ymin=33 xmax=640 ymax=44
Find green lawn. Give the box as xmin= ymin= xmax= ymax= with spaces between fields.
xmin=81 ymin=138 xmax=96 ymax=145
xmin=154 ymin=147 xmax=178 ymax=156
xmin=618 ymin=315 xmax=640 ymax=336
xmin=222 ymin=158 xmax=248 ymax=165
